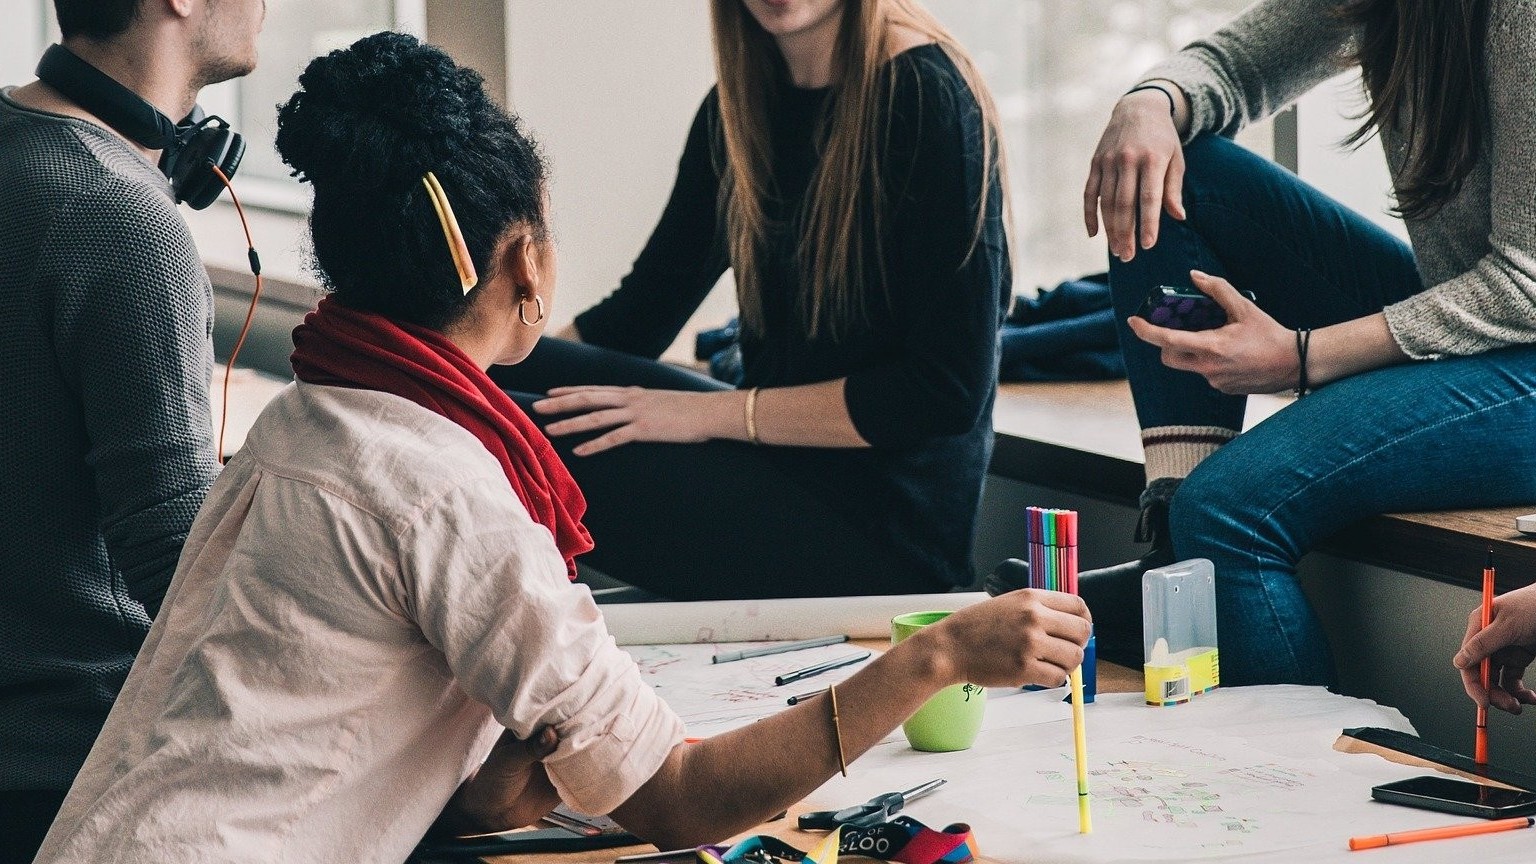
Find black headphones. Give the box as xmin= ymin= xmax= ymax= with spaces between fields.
xmin=35 ymin=44 xmax=245 ymax=210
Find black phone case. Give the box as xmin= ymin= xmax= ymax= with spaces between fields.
xmin=1343 ymin=727 xmax=1536 ymax=793
xmin=1136 ymin=285 xmax=1255 ymax=332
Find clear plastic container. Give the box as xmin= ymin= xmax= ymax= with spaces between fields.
xmin=1142 ymin=558 xmax=1220 ymax=706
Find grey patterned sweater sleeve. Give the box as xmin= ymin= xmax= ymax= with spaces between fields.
xmin=1139 ymin=0 xmax=1355 ymax=144
xmin=1381 ymin=5 xmax=1536 ymax=359
xmin=44 ymin=177 xmax=220 ymax=616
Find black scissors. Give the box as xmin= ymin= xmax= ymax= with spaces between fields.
xmin=797 ymin=778 xmax=946 ymax=830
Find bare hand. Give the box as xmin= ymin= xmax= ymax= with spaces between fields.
xmin=1126 ymin=271 xmax=1297 ymax=395
xmin=437 ymin=727 xmax=562 ymax=835
xmin=923 ymin=589 xmax=1094 ymax=688
xmin=535 ymin=386 xmax=729 ymax=456
xmin=1455 ymin=584 xmax=1536 ymax=715
xmin=1084 ymin=90 xmax=1187 ymax=261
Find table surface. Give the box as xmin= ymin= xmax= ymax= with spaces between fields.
xmin=486 ymin=643 xmax=1140 ymax=864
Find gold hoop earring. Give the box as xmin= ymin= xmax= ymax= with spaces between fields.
xmin=518 ymin=294 xmax=546 ymax=326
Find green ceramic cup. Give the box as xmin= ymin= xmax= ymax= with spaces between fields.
xmin=891 ymin=611 xmax=986 ymax=752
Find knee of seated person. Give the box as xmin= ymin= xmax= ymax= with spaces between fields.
xmin=1167 ymin=467 xmax=1246 ymax=549
xmin=1180 ymin=133 xmax=1269 ymax=199
xmin=1171 ymin=462 xmax=1298 ymax=568
xmin=1182 ymin=133 xmax=1242 ymax=171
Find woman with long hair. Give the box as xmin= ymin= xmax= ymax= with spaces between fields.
xmin=1074 ymin=0 xmax=1536 ymax=684
xmin=490 ymin=0 xmax=1012 ymax=599
xmin=32 ymin=33 xmax=1089 ymax=863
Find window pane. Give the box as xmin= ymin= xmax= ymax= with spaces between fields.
xmin=235 ymin=0 xmax=398 ymax=184
xmin=926 ymin=0 xmax=1255 ymax=290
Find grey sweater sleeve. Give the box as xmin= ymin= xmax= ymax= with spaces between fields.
xmin=1381 ymin=5 xmax=1536 ymax=359
xmin=1139 ymin=0 xmax=1356 ymax=144
xmin=44 ymin=178 xmax=220 ymax=616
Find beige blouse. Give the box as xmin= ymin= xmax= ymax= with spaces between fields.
xmin=36 ymin=381 xmax=683 ymax=863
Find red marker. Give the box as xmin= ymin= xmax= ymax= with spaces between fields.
xmin=1349 ymin=816 xmax=1532 ymax=851
xmin=1477 ymin=549 xmax=1495 ymax=765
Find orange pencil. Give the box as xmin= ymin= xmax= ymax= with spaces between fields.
xmin=1348 ymin=816 xmax=1532 ymax=851
xmin=1477 ymin=549 xmax=1495 ymax=765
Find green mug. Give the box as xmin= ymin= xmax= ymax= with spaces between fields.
xmin=892 ymin=611 xmax=986 ymax=752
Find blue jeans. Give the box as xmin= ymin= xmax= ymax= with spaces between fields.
xmin=1109 ymin=134 xmax=1536 ymax=685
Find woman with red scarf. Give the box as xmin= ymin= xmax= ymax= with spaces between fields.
xmin=35 ymin=34 xmax=1090 ymax=864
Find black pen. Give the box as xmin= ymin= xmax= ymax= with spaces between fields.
xmin=774 ymin=651 xmax=871 ymax=687
xmin=786 ymin=687 xmax=828 ymax=706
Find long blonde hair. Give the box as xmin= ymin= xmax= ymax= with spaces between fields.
xmin=710 ymin=0 xmax=1011 ymax=340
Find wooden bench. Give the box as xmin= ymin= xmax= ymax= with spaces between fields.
xmin=988 ymin=379 xmax=1536 ymax=593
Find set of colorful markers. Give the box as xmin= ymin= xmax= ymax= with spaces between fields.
xmin=1025 ymin=507 xmax=1078 ymax=594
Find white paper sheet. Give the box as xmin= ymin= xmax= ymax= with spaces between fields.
xmin=602 ymin=593 xmax=988 ymax=645
xmin=796 ymin=687 xmax=1526 ymax=864
xmin=625 ymin=642 xmax=876 ymax=737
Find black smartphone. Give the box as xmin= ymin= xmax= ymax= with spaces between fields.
xmin=1136 ymin=284 xmax=1256 ymax=332
xmin=1371 ymin=775 xmax=1536 ymax=819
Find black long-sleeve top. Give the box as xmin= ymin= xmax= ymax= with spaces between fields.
xmin=575 ymin=45 xmax=1010 ymax=589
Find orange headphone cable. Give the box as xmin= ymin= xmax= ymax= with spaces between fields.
xmin=208 ymin=163 xmax=263 ymax=464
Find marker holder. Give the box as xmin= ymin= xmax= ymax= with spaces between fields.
xmin=1143 ymin=559 xmax=1220 ymax=707
xmin=1057 ymin=631 xmax=1097 ymax=704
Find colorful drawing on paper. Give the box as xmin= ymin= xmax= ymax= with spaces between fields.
xmin=1022 ymin=734 xmax=1327 ymax=852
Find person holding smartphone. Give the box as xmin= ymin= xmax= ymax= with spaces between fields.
xmin=487 ymin=0 xmax=1012 ymax=601
xmin=1073 ymin=0 xmax=1536 ymax=685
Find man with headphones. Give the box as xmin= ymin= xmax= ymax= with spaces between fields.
xmin=0 ymin=1 xmax=263 ymax=860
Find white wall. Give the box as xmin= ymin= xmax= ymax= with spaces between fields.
xmin=505 ymin=1 xmax=729 ymax=344
xmin=1 ymin=1 xmax=47 ymax=85
xmin=1294 ymin=70 xmax=1405 ymax=240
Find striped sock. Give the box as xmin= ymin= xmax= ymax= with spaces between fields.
xmin=1141 ymin=425 xmax=1238 ymax=484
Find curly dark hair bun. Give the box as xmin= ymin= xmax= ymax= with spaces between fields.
xmin=277 ymin=32 xmax=483 ymax=191
xmin=275 ymin=31 xmax=547 ymax=330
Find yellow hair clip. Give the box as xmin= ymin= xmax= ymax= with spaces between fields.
xmin=421 ymin=171 xmax=478 ymax=294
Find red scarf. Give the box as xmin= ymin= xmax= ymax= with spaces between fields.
xmin=290 ymin=297 xmax=592 ymax=579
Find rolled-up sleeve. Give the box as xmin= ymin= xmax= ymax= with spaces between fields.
xmin=400 ymin=478 xmax=683 ymax=815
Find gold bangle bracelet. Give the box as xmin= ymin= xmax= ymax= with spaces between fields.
xmin=829 ymin=684 xmax=848 ymax=777
xmin=744 ymin=387 xmax=761 ymax=445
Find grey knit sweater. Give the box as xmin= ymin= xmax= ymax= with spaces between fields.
xmin=0 ymin=89 xmax=219 ymax=791
xmin=1143 ymin=0 xmax=1536 ymax=360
